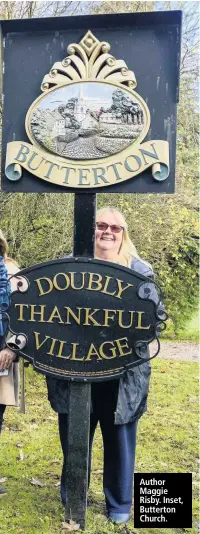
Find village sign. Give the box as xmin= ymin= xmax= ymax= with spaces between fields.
xmin=3 ymin=258 xmax=167 ymax=381
xmin=5 ymin=30 xmax=169 ymax=190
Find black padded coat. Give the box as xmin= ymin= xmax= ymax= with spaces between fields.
xmin=46 ymin=258 xmax=153 ymax=424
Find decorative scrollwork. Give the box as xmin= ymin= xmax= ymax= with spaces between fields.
xmin=50 ymin=69 xmax=58 ymax=77
xmin=6 ymin=333 xmax=27 ymax=352
xmin=0 ymin=275 xmax=29 ymax=354
xmin=67 ymin=44 xmax=76 ymax=55
xmin=121 ymin=67 xmax=129 ymax=76
xmin=107 ymin=57 xmax=116 ymax=67
xmin=134 ymin=337 xmax=161 ymax=360
xmin=101 ymin=42 xmax=111 ymax=54
xmin=41 ymin=30 xmax=137 ymax=92
xmin=8 ymin=274 xmax=29 ymax=295
xmin=62 ymin=58 xmax=71 ymax=67
xmin=135 ymin=280 xmax=168 ymax=362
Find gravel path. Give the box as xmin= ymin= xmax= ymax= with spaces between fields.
xmin=60 ymin=135 xmax=104 ymax=159
xmin=150 ymin=341 xmax=199 ymax=362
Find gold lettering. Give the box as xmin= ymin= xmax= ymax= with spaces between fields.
xmin=29 ymin=305 xmax=46 ymax=322
xmin=47 ymin=306 xmax=64 ymax=324
xmin=53 ymin=272 xmax=70 ymax=291
xmin=15 ymin=303 xmax=29 ymax=321
xmin=65 ymin=307 xmax=81 ymax=325
xmin=83 ymin=308 xmax=101 ymax=326
xmin=118 ymin=310 xmax=134 ymax=328
xmin=35 ymin=277 xmax=53 ymax=296
xmin=70 ymin=272 xmax=86 ymax=290
xmin=70 ymin=343 xmax=84 ymax=361
xmin=56 ymin=340 xmax=67 ymax=358
xmin=87 ymin=272 xmax=103 ymax=292
xmin=101 ymin=276 xmax=116 ymax=297
xmin=99 ymin=341 xmax=117 ymax=359
xmin=85 ymin=343 xmax=101 ymax=360
xmin=34 ymin=331 xmax=50 ymax=350
xmin=103 ymin=309 xmax=117 ymax=327
xmin=47 ymin=337 xmax=57 ymax=356
xmin=115 ymin=279 xmax=134 ymax=299
xmin=115 ymin=337 xmax=132 ymax=357
xmin=136 ymin=311 xmax=151 ymax=330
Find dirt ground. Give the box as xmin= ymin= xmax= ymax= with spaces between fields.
xmin=151 ymin=341 xmax=199 ymax=362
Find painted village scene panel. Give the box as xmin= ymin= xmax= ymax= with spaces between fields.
xmin=29 ymin=82 xmax=145 ymax=160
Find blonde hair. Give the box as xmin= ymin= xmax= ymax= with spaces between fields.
xmin=96 ymin=206 xmax=141 ymax=267
xmin=0 ymin=229 xmax=19 ymax=268
xmin=0 ymin=229 xmax=8 ymax=258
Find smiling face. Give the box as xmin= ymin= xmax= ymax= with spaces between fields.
xmin=95 ymin=211 xmax=124 ymax=260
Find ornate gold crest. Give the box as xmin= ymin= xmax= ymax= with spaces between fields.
xmin=6 ymin=31 xmax=169 ymax=188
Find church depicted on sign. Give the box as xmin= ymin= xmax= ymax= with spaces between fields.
xmin=73 ymin=84 xmax=110 ymax=122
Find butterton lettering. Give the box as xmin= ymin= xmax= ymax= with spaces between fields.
xmin=10 ymin=138 xmax=165 ymax=188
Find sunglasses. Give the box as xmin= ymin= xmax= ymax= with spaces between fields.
xmin=96 ymin=222 xmax=124 ymax=233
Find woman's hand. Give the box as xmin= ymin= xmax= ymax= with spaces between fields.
xmin=0 ymin=348 xmax=16 ymax=370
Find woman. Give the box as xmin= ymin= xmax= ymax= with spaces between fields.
xmin=0 ymin=231 xmax=20 ymax=494
xmin=46 ymin=207 xmax=153 ymax=524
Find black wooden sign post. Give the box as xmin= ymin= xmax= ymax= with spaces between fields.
xmin=0 ymin=11 xmax=181 ymax=531
xmin=66 ymin=193 xmax=95 ymax=528
xmin=65 ymin=381 xmax=91 ymax=527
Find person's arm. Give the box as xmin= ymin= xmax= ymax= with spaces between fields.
xmin=0 ymin=255 xmax=16 ymax=366
xmin=131 ymin=258 xmax=166 ymax=321
xmin=0 ymin=255 xmax=11 ymax=344
xmin=0 ymin=255 xmax=11 ymax=306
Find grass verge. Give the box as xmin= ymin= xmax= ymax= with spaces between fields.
xmin=0 ymin=358 xmax=199 ymax=534
xmin=163 ymin=311 xmax=199 ymax=342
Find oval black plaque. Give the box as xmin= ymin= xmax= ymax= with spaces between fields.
xmin=5 ymin=258 xmax=167 ymax=381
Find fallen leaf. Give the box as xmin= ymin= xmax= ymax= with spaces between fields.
xmin=0 ymin=477 xmax=7 ymax=483
xmin=16 ymin=443 xmax=23 ymax=448
xmin=61 ymin=520 xmax=80 ymax=531
xmin=29 ymin=477 xmax=45 ymax=487
xmin=54 ymin=481 xmax=61 ymax=487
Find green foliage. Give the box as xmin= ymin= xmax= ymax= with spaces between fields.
xmin=0 ymin=193 xmax=74 ymax=267
xmin=97 ymin=193 xmax=199 ymax=336
xmin=0 ymin=190 xmax=198 ymax=337
xmin=0 ymin=358 xmax=198 ymax=533
xmin=0 ymin=1 xmax=199 ymax=338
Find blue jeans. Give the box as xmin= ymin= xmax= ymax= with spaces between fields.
xmin=58 ymin=381 xmax=138 ymax=514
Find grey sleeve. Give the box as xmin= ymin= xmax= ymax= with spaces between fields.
xmin=130 ymin=258 xmax=155 ymax=278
